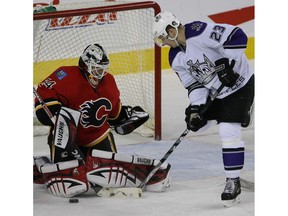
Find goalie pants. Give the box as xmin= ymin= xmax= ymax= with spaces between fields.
xmin=80 ymin=131 xmax=117 ymax=157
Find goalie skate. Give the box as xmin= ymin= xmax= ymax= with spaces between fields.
xmin=33 ymin=157 xmax=47 ymax=188
xmin=221 ymin=177 xmax=241 ymax=207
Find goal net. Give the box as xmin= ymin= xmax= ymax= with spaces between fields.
xmin=33 ymin=1 xmax=162 ymax=140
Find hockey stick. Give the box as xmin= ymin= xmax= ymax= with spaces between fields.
xmin=138 ymin=128 xmax=189 ymax=189
xmin=94 ymin=186 xmax=143 ymax=198
xmin=138 ymin=84 xmax=225 ymax=189
xmin=240 ymin=178 xmax=254 ymax=191
xmin=33 ymin=86 xmax=56 ymax=124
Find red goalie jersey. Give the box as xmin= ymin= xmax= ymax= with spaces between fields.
xmin=35 ymin=65 xmax=121 ymax=147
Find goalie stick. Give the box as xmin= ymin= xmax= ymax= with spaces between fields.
xmin=138 ymin=84 xmax=225 ymax=189
xmin=33 ymin=86 xmax=56 ymax=124
xmin=93 ymin=186 xmax=143 ymax=198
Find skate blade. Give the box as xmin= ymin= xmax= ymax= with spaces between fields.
xmin=222 ymin=195 xmax=241 ymax=207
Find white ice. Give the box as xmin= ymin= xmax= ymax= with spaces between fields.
xmin=33 ymin=67 xmax=254 ymax=216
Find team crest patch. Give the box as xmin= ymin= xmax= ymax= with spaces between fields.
xmin=191 ymin=22 xmax=204 ymax=31
xmin=55 ymin=70 xmax=67 ymax=80
xmin=79 ymin=98 xmax=112 ymax=128
xmin=186 ymin=54 xmax=217 ymax=85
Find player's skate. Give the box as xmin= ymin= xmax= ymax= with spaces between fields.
xmin=221 ymin=177 xmax=241 ymax=207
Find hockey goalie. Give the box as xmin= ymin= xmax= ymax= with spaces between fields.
xmin=33 ymin=43 xmax=171 ymax=198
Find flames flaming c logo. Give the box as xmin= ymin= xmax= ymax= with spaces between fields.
xmin=79 ymin=98 xmax=112 ymax=128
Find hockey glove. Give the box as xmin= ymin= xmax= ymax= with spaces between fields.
xmin=215 ymin=58 xmax=239 ymax=87
xmin=185 ymin=105 xmax=207 ymax=132
xmin=113 ymin=106 xmax=149 ymax=135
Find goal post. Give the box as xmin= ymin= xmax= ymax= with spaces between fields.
xmin=33 ymin=1 xmax=162 ymax=140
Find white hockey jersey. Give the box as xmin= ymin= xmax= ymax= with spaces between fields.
xmin=169 ymin=21 xmax=253 ymax=106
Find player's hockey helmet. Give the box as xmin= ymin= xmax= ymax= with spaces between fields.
xmin=78 ymin=44 xmax=110 ymax=80
xmin=153 ymin=11 xmax=180 ymax=47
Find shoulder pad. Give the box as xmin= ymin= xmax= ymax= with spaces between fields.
xmin=184 ymin=21 xmax=207 ymax=39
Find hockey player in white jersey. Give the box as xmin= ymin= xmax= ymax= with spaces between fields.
xmin=152 ymin=11 xmax=254 ymax=207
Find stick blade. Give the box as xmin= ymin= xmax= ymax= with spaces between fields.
xmin=240 ymin=178 xmax=254 ymax=190
xmin=97 ymin=187 xmax=143 ymax=198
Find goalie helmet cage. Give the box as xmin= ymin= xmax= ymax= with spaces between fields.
xmin=33 ymin=1 xmax=162 ymax=140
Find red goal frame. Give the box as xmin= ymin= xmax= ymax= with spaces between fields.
xmin=34 ymin=1 xmax=162 ymax=140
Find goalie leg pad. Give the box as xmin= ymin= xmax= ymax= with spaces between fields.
xmin=145 ymin=162 xmax=171 ymax=192
xmin=86 ymin=150 xmax=171 ymax=192
xmin=34 ymin=157 xmax=89 ymax=198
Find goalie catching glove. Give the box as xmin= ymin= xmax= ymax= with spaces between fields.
xmin=112 ymin=106 xmax=149 ymax=135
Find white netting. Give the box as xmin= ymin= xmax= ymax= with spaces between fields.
xmin=33 ymin=1 xmax=159 ymax=138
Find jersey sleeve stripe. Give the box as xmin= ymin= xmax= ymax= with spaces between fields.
xmin=186 ymin=82 xmax=205 ymax=96
xmin=223 ymin=27 xmax=248 ymax=49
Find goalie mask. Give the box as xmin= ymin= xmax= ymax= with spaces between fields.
xmin=153 ymin=11 xmax=180 ymax=47
xmin=79 ymin=44 xmax=110 ymax=88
